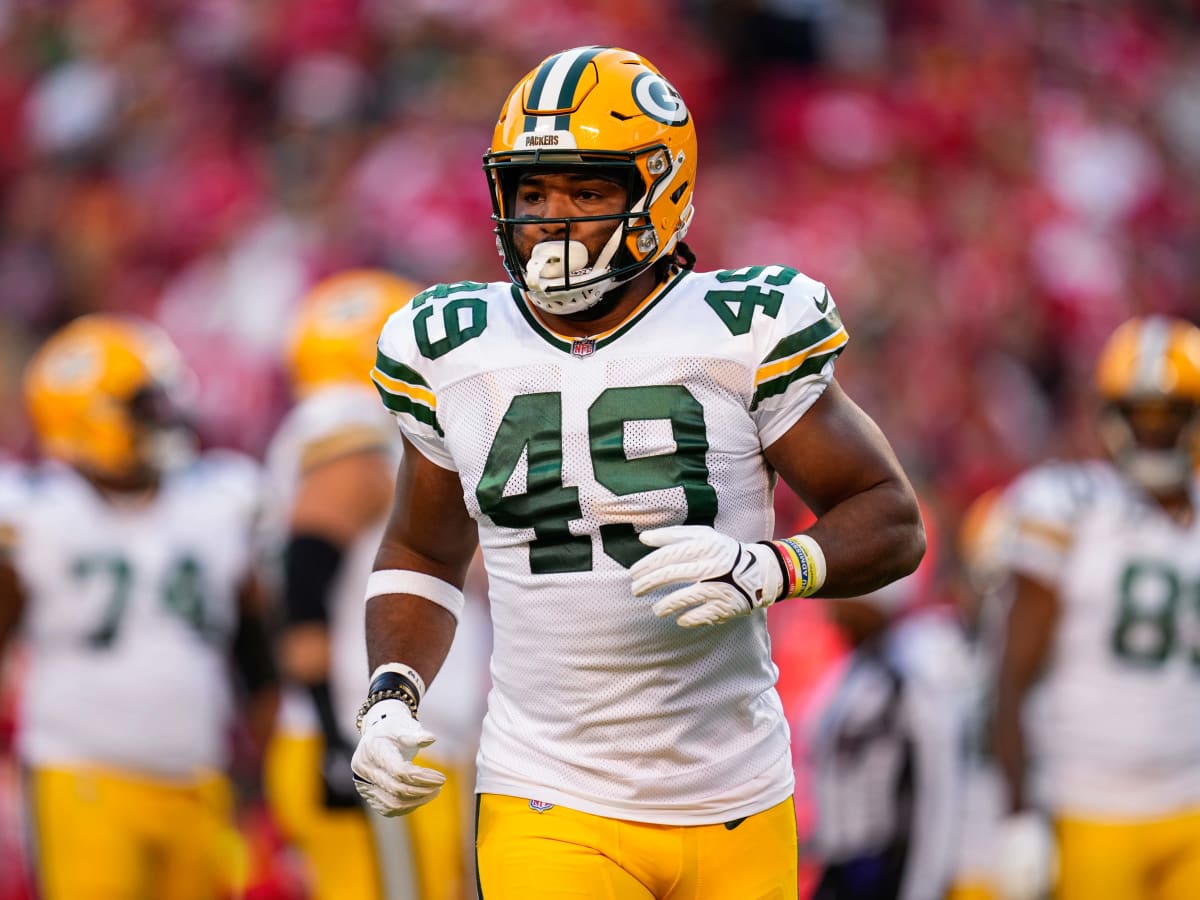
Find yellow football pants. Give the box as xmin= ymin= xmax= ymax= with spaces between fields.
xmin=266 ymin=732 xmax=472 ymax=900
xmin=266 ymin=733 xmax=383 ymax=900
xmin=1054 ymin=807 xmax=1200 ymax=900
xmin=476 ymin=793 xmax=798 ymax=899
xmin=28 ymin=765 xmax=241 ymax=900
xmin=945 ymin=882 xmax=996 ymax=900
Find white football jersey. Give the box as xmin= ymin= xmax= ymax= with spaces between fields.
xmin=263 ymin=385 xmax=491 ymax=758
xmin=372 ymin=265 xmax=848 ymax=825
xmin=3 ymin=452 xmax=262 ymax=778
xmin=1008 ymin=460 xmax=1200 ymax=817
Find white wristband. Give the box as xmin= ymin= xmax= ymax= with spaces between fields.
xmin=364 ymin=569 xmax=465 ymax=621
xmin=794 ymin=534 xmax=827 ymax=595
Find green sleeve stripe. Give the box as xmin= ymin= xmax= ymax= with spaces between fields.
xmin=751 ymin=348 xmax=846 ymax=410
xmin=374 ymin=349 xmax=431 ymax=388
xmin=762 ymin=314 xmax=843 ymax=364
xmin=372 ymin=382 xmax=444 ymax=436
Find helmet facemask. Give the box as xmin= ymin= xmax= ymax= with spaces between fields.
xmin=124 ymin=382 xmax=197 ymax=477
xmin=1094 ymin=315 xmax=1200 ymax=497
xmin=487 ymin=149 xmax=687 ymax=316
xmin=1099 ymin=398 xmax=1200 ymax=495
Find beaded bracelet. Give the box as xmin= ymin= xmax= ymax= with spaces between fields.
xmin=355 ymin=670 xmax=422 ymax=733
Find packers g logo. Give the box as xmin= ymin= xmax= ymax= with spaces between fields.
xmin=43 ymin=342 xmax=101 ymax=389
xmin=632 ymin=72 xmax=689 ymax=126
xmin=323 ymin=290 xmax=375 ymax=331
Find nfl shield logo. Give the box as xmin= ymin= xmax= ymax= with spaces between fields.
xmin=571 ymin=338 xmax=596 ymax=358
xmin=529 ymin=799 xmax=555 ymax=813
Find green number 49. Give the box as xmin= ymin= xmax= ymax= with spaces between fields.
xmin=476 ymin=386 xmax=718 ymax=573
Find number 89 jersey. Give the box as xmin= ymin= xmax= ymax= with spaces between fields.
xmin=373 ymin=265 xmax=848 ymax=825
xmin=1007 ymin=460 xmax=1200 ymax=818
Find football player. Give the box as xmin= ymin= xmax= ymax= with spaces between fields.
xmin=0 ymin=314 xmax=278 ymax=900
xmin=262 ymin=270 xmax=488 ymax=900
xmin=947 ymin=487 xmax=1018 ymax=900
xmin=992 ymin=315 xmax=1200 ymax=900
xmin=349 ymin=46 xmax=925 ymax=899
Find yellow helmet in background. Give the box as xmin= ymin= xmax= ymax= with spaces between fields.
xmin=23 ymin=314 xmax=193 ymax=481
xmin=1094 ymin=315 xmax=1200 ymax=493
xmin=957 ymin=487 xmax=1013 ymax=596
xmin=285 ymin=269 xmax=421 ymax=397
xmin=484 ymin=46 xmax=698 ymax=315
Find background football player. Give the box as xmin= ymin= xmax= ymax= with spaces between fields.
xmin=992 ymin=315 xmax=1200 ymax=900
xmin=262 ymin=269 xmax=488 ymax=900
xmin=351 ymin=45 xmax=925 ymax=899
xmin=0 ymin=314 xmax=278 ymax=900
xmin=946 ymin=487 xmax=1018 ymax=900
xmin=804 ymin=514 xmax=969 ymax=900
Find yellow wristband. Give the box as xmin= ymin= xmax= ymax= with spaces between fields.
xmin=774 ymin=535 xmax=827 ymax=598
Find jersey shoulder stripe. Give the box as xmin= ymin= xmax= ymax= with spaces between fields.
xmin=371 ymin=347 xmax=441 ymax=435
xmin=753 ymin=306 xmax=848 ymax=409
xmin=298 ymin=425 xmax=392 ymax=473
xmin=1005 ymin=459 xmax=1125 ymax=578
xmin=373 ymin=281 xmax=510 ymax=467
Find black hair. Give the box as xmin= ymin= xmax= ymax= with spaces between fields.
xmin=656 ymin=240 xmax=696 ymax=280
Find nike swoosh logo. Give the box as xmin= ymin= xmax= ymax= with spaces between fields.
xmin=815 ymin=289 xmax=830 ymax=313
xmin=724 ymin=817 xmax=747 ymax=831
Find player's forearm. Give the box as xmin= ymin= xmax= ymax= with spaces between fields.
xmin=993 ymin=690 xmax=1030 ymax=813
xmin=366 ymin=493 xmax=475 ymax=683
xmin=0 ymin=559 xmax=25 ymax=650
xmin=802 ymin=480 xmax=925 ymax=598
xmin=364 ymin=592 xmax=457 ymax=685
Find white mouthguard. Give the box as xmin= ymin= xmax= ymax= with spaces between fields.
xmin=525 ymin=240 xmax=590 ymax=291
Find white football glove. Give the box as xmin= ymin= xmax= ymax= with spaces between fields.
xmin=630 ymin=525 xmax=784 ymax=627
xmin=350 ymin=699 xmax=445 ymax=817
xmin=995 ymin=812 xmax=1057 ymax=900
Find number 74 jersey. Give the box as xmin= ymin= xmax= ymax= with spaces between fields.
xmin=373 ymin=265 xmax=847 ymax=824
xmin=0 ymin=452 xmax=262 ymax=778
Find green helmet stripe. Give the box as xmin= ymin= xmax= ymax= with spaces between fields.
xmin=523 ymin=51 xmax=563 ymax=132
xmin=522 ymin=46 xmax=606 ymax=132
xmin=552 ymin=46 xmax=604 ymax=130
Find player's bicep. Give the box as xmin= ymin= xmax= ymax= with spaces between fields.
xmin=290 ymin=447 xmax=395 ymax=546
xmin=764 ymin=380 xmax=913 ymax=517
xmin=375 ymin=435 xmax=478 ymax=587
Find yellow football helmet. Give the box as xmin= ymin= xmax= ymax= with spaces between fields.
xmin=24 ymin=314 xmax=193 ymax=482
xmin=958 ymin=487 xmax=1012 ymax=596
xmin=284 ymin=269 xmax=421 ymax=396
xmin=1095 ymin=315 xmax=1200 ymax=493
xmin=484 ymin=45 xmax=698 ymax=315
